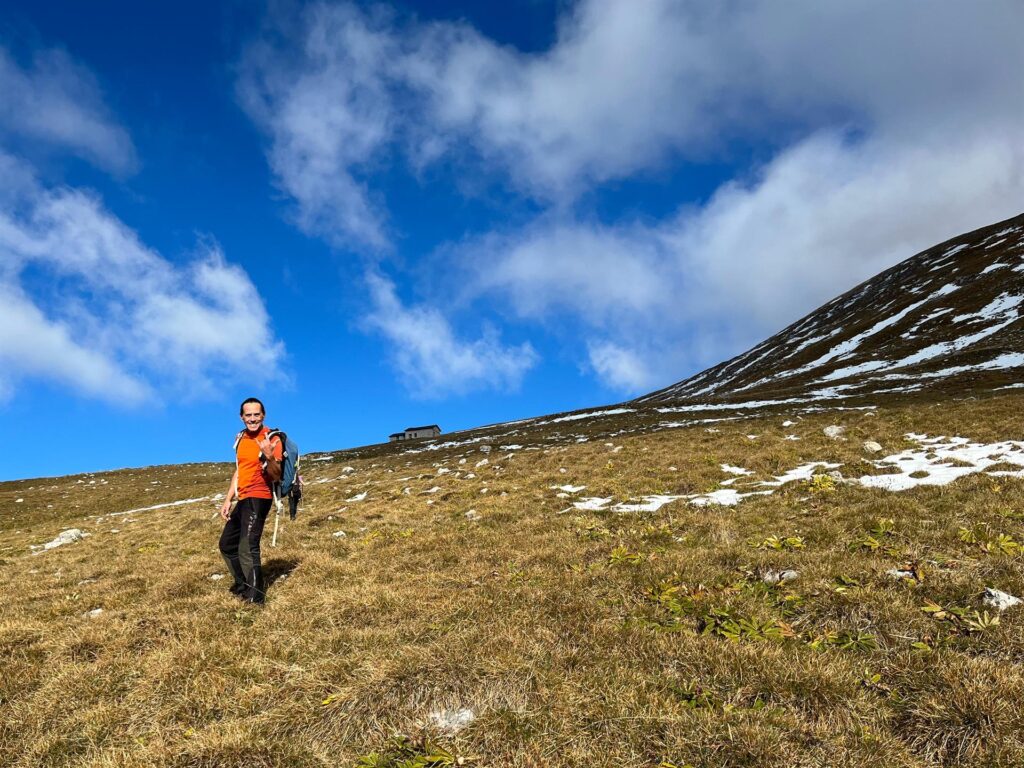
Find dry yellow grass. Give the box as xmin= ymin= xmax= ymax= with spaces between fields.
xmin=3 ymin=394 xmax=1024 ymax=766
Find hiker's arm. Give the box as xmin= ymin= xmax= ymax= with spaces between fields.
xmin=220 ymin=469 xmax=238 ymax=519
xmin=259 ymin=436 xmax=283 ymax=483
xmin=264 ymin=454 xmax=283 ymax=483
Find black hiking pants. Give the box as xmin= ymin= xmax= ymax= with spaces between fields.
xmin=219 ymin=497 xmax=273 ymax=603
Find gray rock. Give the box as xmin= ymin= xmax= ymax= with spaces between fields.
xmin=823 ymin=425 xmax=846 ymax=440
xmin=982 ymin=587 xmax=1022 ymax=612
xmin=762 ymin=569 xmax=799 ymax=585
xmin=37 ymin=528 xmax=89 ymax=553
xmin=886 ymin=568 xmax=914 ymax=580
xmin=863 ymin=440 xmax=883 ymax=453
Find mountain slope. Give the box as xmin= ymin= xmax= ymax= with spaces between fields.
xmin=640 ymin=212 xmax=1024 ymax=405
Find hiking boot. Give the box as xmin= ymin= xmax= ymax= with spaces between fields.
xmin=228 ymin=582 xmax=247 ymax=597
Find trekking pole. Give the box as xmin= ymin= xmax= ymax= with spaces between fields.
xmin=271 ymin=491 xmax=283 ymax=547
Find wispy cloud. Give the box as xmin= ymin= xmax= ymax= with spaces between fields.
xmin=363 ymin=272 xmax=537 ymax=398
xmin=237 ymin=5 xmax=396 ymax=250
xmin=0 ymin=46 xmax=136 ymax=174
xmin=0 ymin=154 xmax=285 ymax=404
xmin=587 ymin=341 xmax=653 ymax=393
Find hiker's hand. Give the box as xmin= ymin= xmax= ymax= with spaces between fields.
xmin=220 ymin=498 xmax=232 ymax=520
xmin=257 ymin=435 xmax=275 ymax=458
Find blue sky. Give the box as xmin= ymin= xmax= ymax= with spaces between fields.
xmin=2 ymin=0 xmax=1022 ymax=481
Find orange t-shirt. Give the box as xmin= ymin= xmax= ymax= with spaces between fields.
xmin=236 ymin=427 xmax=283 ymax=500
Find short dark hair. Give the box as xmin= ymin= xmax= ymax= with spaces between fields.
xmin=239 ymin=397 xmax=265 ymax=416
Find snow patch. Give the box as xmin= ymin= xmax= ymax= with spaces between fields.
xmin=690 ymin=489 xmax=773 ymax=507
xmin=721 ymin=464 xmax=753 ymax=476
xmin=428 ymin=707 xmax=475 ymax=734
xmin=857 ymin=434 xmax=1024 ymax=491
xmin=111 ymin=496 xmax=210 ymax=518
xmin=573 ymin=497 xmax=612 ymax=511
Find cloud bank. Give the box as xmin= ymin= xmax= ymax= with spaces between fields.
xmin=241 ymin=0 xmax=1024 ymax=393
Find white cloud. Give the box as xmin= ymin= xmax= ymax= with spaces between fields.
xmin=0 ymin=46 xmax=136 ymax=174
xmin=0 ymin=283 xmax=150 ymax=403
xmin=669 ymin=131 xmax=1024 ymax=335
xmin=587 ymin=341 xmax=653 ymax=393
xmin=0 ymin=155 xmax=285 ymax=404
xmin=237 ymin=5 xmax=396 ymax=249
xmin=363 ymin=272 xmax=537 ymax=398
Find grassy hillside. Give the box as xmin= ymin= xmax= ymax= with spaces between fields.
xmin=4 ymin=394 xmax=1024 ymax=766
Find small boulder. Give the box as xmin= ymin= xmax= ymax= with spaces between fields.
xmin=886 ymin=568 xmax=915 ymax=581
xmin=823 ymin=425 xmax=846 ymax=440
xmin=762 ymin=569 xmax=799 ymax=585
xmin=982 ymin=587 xmax=1022 ymax=612
xmin=863 ymin=440 xmax=883 ymax=453
xmin=465 ymin=509 xmax=481 ymax=521
xmin=39 ymin=528 xmax=89 ymax=552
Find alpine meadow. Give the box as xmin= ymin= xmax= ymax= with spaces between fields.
xmin=5 ymin=213 xmax=1024 ymax=767
xmin=5 ymin=1 xmax=1024 ymax=766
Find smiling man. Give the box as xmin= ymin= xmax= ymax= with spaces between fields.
xmin=219 ymin=397 xmax=283 ymax=604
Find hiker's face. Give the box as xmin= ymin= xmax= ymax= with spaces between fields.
xmin=241 ymin=404 xmax=265 ymax=433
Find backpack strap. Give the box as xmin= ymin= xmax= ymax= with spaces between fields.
xmin=233 ymin=430 xmax=244 ymax=467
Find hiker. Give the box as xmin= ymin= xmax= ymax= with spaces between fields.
xmin=219 ymin=397 xmax=282 ymax=604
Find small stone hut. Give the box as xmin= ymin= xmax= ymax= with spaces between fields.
xmin=389 ymin=424 xmax=441 ymax=442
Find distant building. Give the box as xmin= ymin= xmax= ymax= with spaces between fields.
xmin=389 ymin=424 xmax=441 ymax=442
